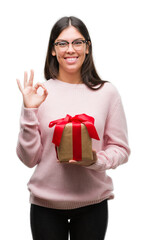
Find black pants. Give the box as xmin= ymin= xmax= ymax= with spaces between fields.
xmin=30 ymin=200 xmax=108 ymax=240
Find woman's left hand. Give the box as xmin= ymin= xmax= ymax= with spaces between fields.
xmin=68 ymin=150 xmax=97 ymax=166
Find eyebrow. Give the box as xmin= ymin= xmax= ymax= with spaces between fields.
xmin=55 ymin=38 xmax=84 ymax=42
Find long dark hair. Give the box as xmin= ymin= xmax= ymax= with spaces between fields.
xmin=44 ymin=16 xmax=107 ymax=90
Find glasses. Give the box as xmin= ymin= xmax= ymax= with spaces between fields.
xmin=53 ymin=39 xmax=88 ymax=51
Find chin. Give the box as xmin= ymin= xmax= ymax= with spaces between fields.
xmin=64 ymin=65 xmax=82 ymax=73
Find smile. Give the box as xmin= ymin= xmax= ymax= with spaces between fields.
xmin=64 ymin=57 xmax=78 ymax=64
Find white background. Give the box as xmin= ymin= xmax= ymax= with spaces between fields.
xmin=0 ymin=0 xmax=147 ymax=239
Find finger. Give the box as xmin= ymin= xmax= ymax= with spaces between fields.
xmin=34 ymin=82 xmax=45 ymax=90
xmin=92 ymin=150 xmax=97 ymax=161
xmin=40 ymin=89 xmax=48 ymax=102
xmin=24 ymin=71 xmax=28 ymax=88
xmin=16 ymin=79 xmax=23 ymax=93
xmin=43 ymin=88 xmax=48 ymax=97
xmin=69 ymin=160 xmax=79 ymax=164
xmin=92 ymin=149 xmax=96 ymax=153
xmin=92 ymin=149 xmax=97 ymax=156
xmin=28 ymin=69 xmax=34 ymax=86
xmin=34 ymin=83 xmax=48 ymax=97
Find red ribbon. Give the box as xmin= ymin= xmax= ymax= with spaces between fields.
xmin=49 ymin=114 xmax=100 ymax=145
xmin=49 ymin=114 xmax=100 ymax=160
xmin=49 ymin=114 xmax=100 ymax=161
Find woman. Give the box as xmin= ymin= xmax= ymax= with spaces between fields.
xmin=16 ymin=16 xmax=130 ymax=240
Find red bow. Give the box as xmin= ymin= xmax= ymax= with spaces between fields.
xmin=49 ymin=114 xmax=100 ymax=147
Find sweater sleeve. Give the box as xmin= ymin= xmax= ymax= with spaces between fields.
xmin=16 ymin=106 xmax=43 ymax=168
xmin=86 ymin=96 xmax=130 ymax=171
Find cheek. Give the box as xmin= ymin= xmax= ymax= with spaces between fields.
xmin=56 ymin=53 xmax=65 ymax=62
xmin=80 ymin=52 xmax=87 ymax=62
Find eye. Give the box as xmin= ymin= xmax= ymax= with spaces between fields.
xmin=73 ymin=40 xmax=83 ymax=46
xmin=58 ymin=41 xmax=68 ymax=47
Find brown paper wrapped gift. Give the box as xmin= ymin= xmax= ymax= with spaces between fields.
xmin=49 ymin=114 xmax=100 ymax=164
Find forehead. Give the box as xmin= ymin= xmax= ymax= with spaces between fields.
xmin=56 ymin=26 xmax=84 ymax=41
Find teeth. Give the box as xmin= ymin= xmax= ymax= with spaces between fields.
xmin=66 ymin=58 xmax=77 ymax=62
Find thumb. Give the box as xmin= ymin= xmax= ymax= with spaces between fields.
xmin=39 ymin=88 xmax=48 ymax=104
xmin=41 ymin=88 xmax=48 ymax=99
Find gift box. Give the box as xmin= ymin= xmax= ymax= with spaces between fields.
xmin=49 ymin=114 xmax=100 ymax=163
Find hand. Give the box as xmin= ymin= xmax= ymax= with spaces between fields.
xmin=57 ymin=150 xmax=97 ymax=166
xmin=16 ymin=69 xmax=48 ymax=108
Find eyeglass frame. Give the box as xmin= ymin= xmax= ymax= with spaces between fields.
xmin=53 ymin=39 xmax=88 ymax=50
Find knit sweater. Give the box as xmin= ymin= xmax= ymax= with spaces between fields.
xmin=16 ymin=79 xmax=130 ymax=209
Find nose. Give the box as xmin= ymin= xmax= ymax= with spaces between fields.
xmin=66 ymin=43 xmax=75 ymax=53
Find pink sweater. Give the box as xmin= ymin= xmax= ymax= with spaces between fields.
xmin=16 ymin=79 xmax=130 ymax=209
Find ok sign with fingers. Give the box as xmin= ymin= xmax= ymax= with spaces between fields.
xmin=16 ymin=70 xmax=48 ymax=108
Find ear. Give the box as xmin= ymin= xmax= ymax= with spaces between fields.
xmin=86 ymin=41 xmax=91 ymax=54
xmin=52 ymin=48 xmax=56 ymax=56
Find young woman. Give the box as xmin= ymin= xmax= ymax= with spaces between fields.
xmin=16 ymin=16 xmax=130 ymax=240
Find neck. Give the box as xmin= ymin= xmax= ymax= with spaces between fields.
xmin=57 ymin=69 xmax=83 ymax=84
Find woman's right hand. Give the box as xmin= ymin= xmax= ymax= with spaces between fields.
xmin=16 ymin=70 xmax=48 ymax=108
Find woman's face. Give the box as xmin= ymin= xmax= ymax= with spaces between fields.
xmin=52 ymin=26 xmax=89 ymax=75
